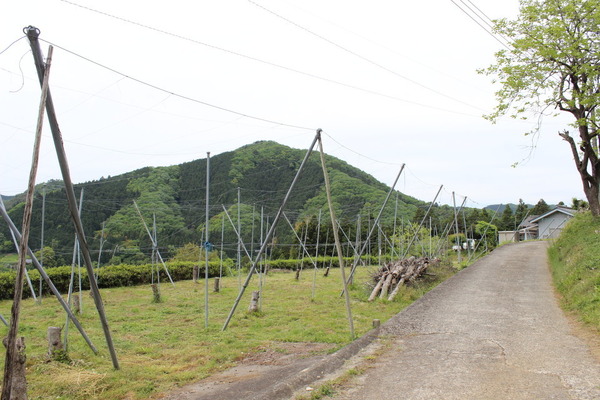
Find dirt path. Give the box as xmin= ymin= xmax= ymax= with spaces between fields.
xmin=330 ymin=242 xmax=600 ymax=400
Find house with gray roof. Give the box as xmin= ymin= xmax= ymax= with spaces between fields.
xmin=529 ymin=207 xmax=575 ymax=239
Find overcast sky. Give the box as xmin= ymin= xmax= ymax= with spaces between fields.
xmin=0 ymin=0 xmax=585 ymax=209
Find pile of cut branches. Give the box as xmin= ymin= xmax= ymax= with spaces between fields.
xmin=368 ymin=257 xmax=439 ymax=302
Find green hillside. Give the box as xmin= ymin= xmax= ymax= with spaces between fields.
xmin=0 ymin=141 xmax=423 ymax=263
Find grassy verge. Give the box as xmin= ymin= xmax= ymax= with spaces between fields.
xmin=548 ymin=211 xmax=600 ymax=330
xmin=0 ymin=261 xmax=455 ymax=399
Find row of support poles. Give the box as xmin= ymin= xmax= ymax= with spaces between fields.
xmin=133 ymin=200 xmax=175 ymax=287
xmin=0 ymin=199 xmax=98 ymax=354
xmin=64 ymin=188 xmax=84 ymax=350
xmin=25 ymin=26 xmax=120 ymax=371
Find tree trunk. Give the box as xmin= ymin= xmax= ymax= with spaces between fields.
xmin=2 ymin=337 xmax=27 ymax=400
xmin=559 ymin=129 xmax=600 ymax=216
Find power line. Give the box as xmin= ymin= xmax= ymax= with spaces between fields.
xmin=40 ymin=39 xmax=313 ymax=131
xmin=449 ymin=0 xmax=511 ymax=50
xmin=249 ymin=0 xmax=487 ymax=113
xmin=0 ymin=36 xmax=25 ymax=56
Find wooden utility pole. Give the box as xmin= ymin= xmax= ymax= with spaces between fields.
xmin=2 ymin=44 xmax=52 ymax=400
xmin=317 ymin=130 xmax=354 ymax=339
xmin=25 ymin=26 xmax=120 ymax=370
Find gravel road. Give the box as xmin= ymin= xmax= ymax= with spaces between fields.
xmin=330 ymin=241 xmax=600 ymax=400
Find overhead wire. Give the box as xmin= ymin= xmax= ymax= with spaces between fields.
xmin=40 ymin=39 xmax=314 ymax=131
xmin=248 ymin=0 xmax=487 ymax=113
xmin=54 ymin=0 xmax=482 ymax=118
xmin=449 ymin=0 xmax=511 ymax=50
xmin=0 ymin=36 xmax=25 ymax=56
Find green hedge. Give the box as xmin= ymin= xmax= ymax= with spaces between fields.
xmin=0 ymin=255 xmax=383 ymax=300
xmin=264 ymin=255 xmax=382 ymax=270
xmin=0 ymin=260 xmax=232 ymax=301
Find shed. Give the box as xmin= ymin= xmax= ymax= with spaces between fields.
xmin=530 ymin=207 xmax=575 ymax=239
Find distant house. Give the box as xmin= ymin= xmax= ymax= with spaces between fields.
xmin=497 ymin=206 xmax=575 ymax=242
xmin=530 ymin=207 xmax=575 ymax=239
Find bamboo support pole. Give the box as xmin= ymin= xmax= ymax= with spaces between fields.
xmin=345 ymin=164 xmax=405 ymax=290
xmin=133 ymin=200 xmax=175 ymax=286
xmin=317 ymin=130 xmax=354 ymax=339
xmin=222 ymin=132 xmax=319 ymax=331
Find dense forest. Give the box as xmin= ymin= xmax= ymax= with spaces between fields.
xmin=0 ymin=141 xmax=553 ymax=266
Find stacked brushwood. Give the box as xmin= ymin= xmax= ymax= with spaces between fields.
xmin=368 ymin=257 xmax=439 ymax=302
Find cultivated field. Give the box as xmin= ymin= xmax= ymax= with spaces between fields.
xmin=0 ymin=262 xmax=455 ymax=399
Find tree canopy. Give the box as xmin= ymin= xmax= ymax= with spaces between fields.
xmin=483 ymin=0 xmax=600 ymax=215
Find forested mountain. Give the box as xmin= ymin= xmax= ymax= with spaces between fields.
xmin=0 ymin=141 xmax=425 ymax=263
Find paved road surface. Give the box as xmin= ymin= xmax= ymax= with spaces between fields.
xmin=331 ymin=242 xmax=600 ymax=400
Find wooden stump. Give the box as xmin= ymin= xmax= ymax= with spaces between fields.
xmin=214 ymin=277 xmax=220 ymax=293
xmin=192 ymin=265 xmax=199 ymax=283
xmin=248 ymin=291 xmax=260 ymax=313
xmin=47 ymin=326 xmax=63 ymax=358
xmin=295 ymin=269 xmax=300 ymax=281
xmin=151 ymin=284 xmax=161 ymax=303
xmin=2 ymin=336 xmax=27 ymax=399
xmin=73 ymin=295 xmax=80 ymax=314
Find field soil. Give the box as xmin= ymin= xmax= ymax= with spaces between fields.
xmin=157 ymin=342 xmax=336 ymax=400
xmin=329 ymin=241 xmax=600 ymax=399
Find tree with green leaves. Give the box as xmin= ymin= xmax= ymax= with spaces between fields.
xmin=483 ymin=0 xmax=600 ymax=215
xmin=531 ymin=199 xmax=551 ymax=215
xmin=499 ymin=205 xmax=515 ymax=231
xmin=514 ymin=199 xmax=529 ymax=227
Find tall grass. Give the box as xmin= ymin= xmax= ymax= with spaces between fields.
xmin=548 ymin=211 xmax=600 ymax=330
xmin=0 ymin=262 xmax=455 ymax=399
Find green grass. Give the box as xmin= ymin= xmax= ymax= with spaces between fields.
xmin=0 ymin=261 xmax=456 ymax=399
xmin=548 ymin=211 xmax=600 ymax=330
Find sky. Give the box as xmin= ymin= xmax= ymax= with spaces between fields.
xmin=0 ymin=0 xmax=586 ymax=209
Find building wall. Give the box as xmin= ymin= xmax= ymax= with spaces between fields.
xmin=498 ymin=231 xmax=517 ymax=243
xmin=537 ymin=213 xmax=571 ymax=239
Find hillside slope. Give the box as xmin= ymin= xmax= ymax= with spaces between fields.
xmin=1 ymin=141 xmax=422 ymax=260
xmin=548 ymin=211 xmax=600 ymax=330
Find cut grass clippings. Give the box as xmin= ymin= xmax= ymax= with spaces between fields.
xmin=0 ymin=262 xmax=456 ymax=399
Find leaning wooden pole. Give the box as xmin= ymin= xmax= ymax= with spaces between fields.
xmin=25 ymin=26 xmax=119 ymax=370
xmin=402 ymin=185 xmax=443 ymax=259
xmin=222 ymin=132 xmax=319 ymax=331
xmin=317 ymin=130 xmax=355 ymax=339
xmin=133 ymin=200 xmax=175 ymax=286
xmin=2 ymin=44 xmax=51 ymax=400
xmin=345 ymin=164 xmax=405 ymax=290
